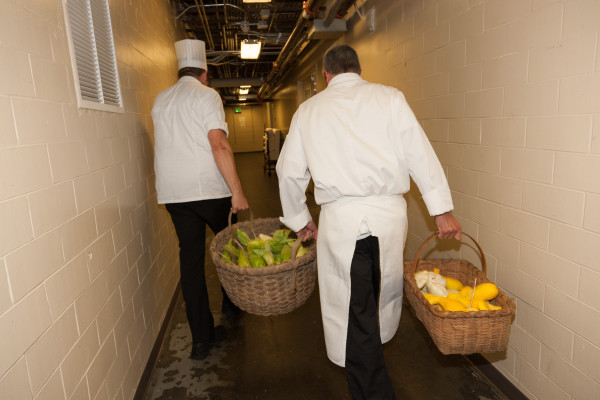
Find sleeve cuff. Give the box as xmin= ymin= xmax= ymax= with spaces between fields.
xmin=279 ymin=208 xmax=313 ymax=233
xmin=422 ymin=186 xmax=454 ymax=216
xmin=207 ymin=122 xmax=229 ymax=136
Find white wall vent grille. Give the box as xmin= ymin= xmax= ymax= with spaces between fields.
xmin=64 ymin=0 xmax=123 ymax=112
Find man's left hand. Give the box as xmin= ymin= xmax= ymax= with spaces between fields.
xmin=434 ymin=212 xmax=462 ymax=240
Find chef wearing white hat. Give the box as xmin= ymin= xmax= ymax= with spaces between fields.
xmin=152 ymin=39 xmax=249 ymax=361
xmin=175 ymin=38 xmax=208 ymax=70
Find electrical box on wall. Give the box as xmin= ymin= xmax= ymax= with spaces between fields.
xmin=367 ymin=8 xmax=375 ymax=32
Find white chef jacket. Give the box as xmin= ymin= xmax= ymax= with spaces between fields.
xmin=152 ymin=76 xmax=231 ymax=204
xmin=276 ymin=73 xmax=453 ymax=366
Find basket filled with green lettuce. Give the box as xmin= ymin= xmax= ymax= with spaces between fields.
xmin=209 ymin=211 xmax=317 ymax=316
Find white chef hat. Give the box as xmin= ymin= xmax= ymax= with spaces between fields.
xmin=175 ymin=39 xmax=207 ymax=70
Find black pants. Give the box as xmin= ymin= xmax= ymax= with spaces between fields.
xmin=166 ymin=197 xmax=235 ymax=344
xmin=346 ymin=236 xmax=396 ymax=400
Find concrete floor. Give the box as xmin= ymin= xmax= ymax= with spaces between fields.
xmin=140 ymin=152 xmax=508 ymax=400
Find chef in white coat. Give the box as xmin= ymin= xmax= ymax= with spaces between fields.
xmin=152 ymin=39 xmax=249 ymax=361
xmin=276 ymin=45 xmax=461 ymax=400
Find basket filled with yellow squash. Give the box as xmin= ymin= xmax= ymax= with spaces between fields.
xmin=403 ymin=232 xmax=515 ymax=355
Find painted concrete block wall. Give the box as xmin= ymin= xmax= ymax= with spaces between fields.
xmin=0 ymin=1 xmax=182 ymax=399
xmin=271 ymin=0 xmax=600 ymax=398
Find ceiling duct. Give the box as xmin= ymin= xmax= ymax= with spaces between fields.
xmin=308 ymin=18 xmax=346 ymax=39
xmin=209 ymin=77 xmax=265 ymax=88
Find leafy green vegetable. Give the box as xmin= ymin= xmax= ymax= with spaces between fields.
xmin=223 ymin=228 xmax=310 ymax=268
xmin=237 ymin=250 xmax=249 ymax=267
xmin=236 ymin=229 xmax=251 ymax=246
xmin=280 ymin=245 xmax=292 ymax=262
xmin=272 ymin=229 xmax=291 ymax=243
xmin=249 ymin=253 xmax=266 ymax=267
xmin=262 ymin=249 xmax=275 ymax=266
xmin=296 ymin=245 xmax=308 ymax=257
xmin=221 ymin=251 xmax=232 ymax=263
xmin=258 ymin=233 xmax=273 ymax=241
xmin=247 ymin=239 xmax=265 ymax=251
xmin=224 ymin=239 xmax=240 ymax=258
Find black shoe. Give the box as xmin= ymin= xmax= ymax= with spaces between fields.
xmin=212 ymin=325 xmax=226 ymax=342
xmin=190 ymin=342 xmax=211 ymax=360
xmin=190 ymin=326 xmax=226 ymax=360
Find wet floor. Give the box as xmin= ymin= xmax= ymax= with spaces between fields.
xmin=140 ymin=152 xmax=508 ymax=400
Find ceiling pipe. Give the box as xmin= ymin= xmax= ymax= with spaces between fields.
xmin=262 ymin=33 xmax=309 ymax=98
xmin=323 ymin=0 xmax=346 ymax=27
xmin=176 ymin=3 xmax=247 ymax=20
xmin=193 ymin=0 xmax=215 ymax=50
xmin=257 ymin=0 xmax=325 ymax=99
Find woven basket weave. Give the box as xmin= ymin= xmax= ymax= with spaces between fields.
xmin=403 ymin=233 xmax=516 ymax=355
xmin=209 ymin=214 xmax=317 ymax=316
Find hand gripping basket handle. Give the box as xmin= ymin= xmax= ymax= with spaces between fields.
xmin=227 ymin=208 xmax=253 ymax=227
xmin=410 ymin=232 xmax=487 ymax=277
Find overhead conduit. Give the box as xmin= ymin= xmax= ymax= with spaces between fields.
xmin=257 ymin=0 xmax=355 ymax=100
xmin=257 ymin=0 xmax=324 ymax=100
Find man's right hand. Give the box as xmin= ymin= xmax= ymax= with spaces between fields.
xmin=231 ymin=193 xmax=249 ymax=213
xmin=297 ymin=220 xmax=318 ymax=242
xmin=434 ymin=212 xmax=462 ymax=240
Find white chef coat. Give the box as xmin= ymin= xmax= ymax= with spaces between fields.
xmin=276 ymin=73 xmax=453 ymax=366
xmin=152 ymin=76 xmax=231 ymax=204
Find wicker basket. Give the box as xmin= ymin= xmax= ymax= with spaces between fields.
xmin=209 ymin=212 xmax=317 ymax=316
xmin=403 ymin=233 xmax=516 ymax=355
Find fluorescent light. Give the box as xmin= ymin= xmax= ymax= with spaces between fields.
xmin=240 ymin=85 xmax=251 ymax=88
xmin=243 ymin=0 xmax=271 ymax=3
xmin=238 ymin=96 xmax=247 ymax=101
xmin=239 ymin=88 xmax=249 ymax=95
xmin=240 ymin=39 xmax=261 ymax=59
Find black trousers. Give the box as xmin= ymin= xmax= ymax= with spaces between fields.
xmin=165 ymin=197 xmax=236 ymax=344
xmin=346 ymin=236 xmax=396 ymax=400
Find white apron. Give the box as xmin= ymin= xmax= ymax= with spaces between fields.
xmin=317 ymin=195 xmax=407 ymax=366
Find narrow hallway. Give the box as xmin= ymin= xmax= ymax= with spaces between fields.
xmin=139 ymin=152 xmax=508 ymax=400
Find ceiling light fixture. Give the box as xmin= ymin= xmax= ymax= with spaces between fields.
xmin=243 ymin=0 xmax=271 ymax=3
xmin=240 ymin=39 xmax=261 ymax=59
xmin=239 ymin=88 xmax=250 ymax=95
xmin=238 ymin=96 xmax=247 ymax=101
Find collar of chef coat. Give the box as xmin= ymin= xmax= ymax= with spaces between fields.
xmin=327 ymin=72 xmax=362 ymax=87
xmin=178 ymin=75 xmax=203 ymax=85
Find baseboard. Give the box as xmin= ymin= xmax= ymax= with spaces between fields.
xmin=466 ymin=353 xmax=528 ymax=400
xmin=133 ymin=283 xmax=181 ymax=400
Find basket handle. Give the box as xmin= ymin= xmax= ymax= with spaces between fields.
xmin=290 ymin=235 xmax=304 ymax=261
xmin=289 ymin=234 xmax=307 ymax=291
xmin=410 ymin=232 xmax=487 ymax=277
xmin=227 ymin=208 xmax=253 ymax=227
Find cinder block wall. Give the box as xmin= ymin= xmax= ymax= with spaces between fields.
xmin=0 ymin=1 xmax=182 ymax=399
xmin=272 ymin=0 xmax=600 ymax=398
